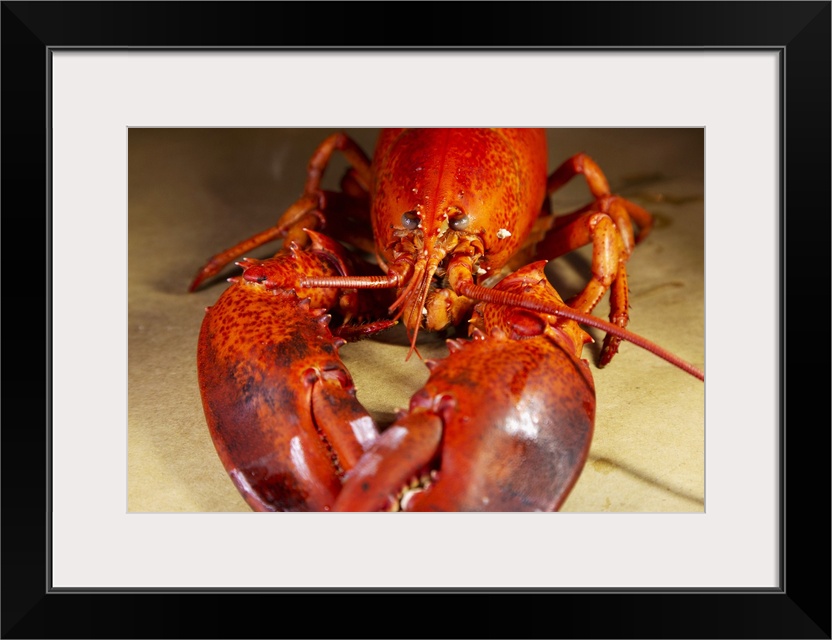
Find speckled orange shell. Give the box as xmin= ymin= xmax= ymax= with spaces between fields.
xmin=407 ymin=333 xmax=595 ymax=512
xmin=370 ymin=128 xmax=548 ymax=273
xmin=197 ymin=251 xmax=376 ymax=512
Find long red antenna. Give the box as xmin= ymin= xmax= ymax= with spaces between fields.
xmin=300 ymin=274 xmax=704 ymax=382
xmin=456 ymin=281 xmax=704 ymax=381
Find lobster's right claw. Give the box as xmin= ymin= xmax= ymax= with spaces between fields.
xmin=197 ymin=245 xmax=385 ymax=512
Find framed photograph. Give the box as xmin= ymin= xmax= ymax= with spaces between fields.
xmin=4 ymin=2 xmax=829 ymax=638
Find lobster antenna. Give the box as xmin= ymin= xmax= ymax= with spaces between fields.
xmin=301 ymin=274 xmax=399 ymax=289
xmin=457 ymin=280 xmax=704 ymax=382
xmin=302 ymin=265 xmax=435 ymax=362
xmin=300 ymin=274 xmax=705 ymax=381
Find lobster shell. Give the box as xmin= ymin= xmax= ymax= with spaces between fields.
xmin=197 ymin=243 xmax=379 ymax=511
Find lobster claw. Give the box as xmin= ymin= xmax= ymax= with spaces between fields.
xmin=197 ymin=241 xmax=387 ymax=511
xmin=334 ymin=332 xmax=595 ymax=511
xmin=332 ymin=410 xmax=443 ymax=512
xmin=334 ymin=263 xmax=596 ymax=512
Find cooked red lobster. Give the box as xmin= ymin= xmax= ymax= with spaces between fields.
xmin=190 ymin=128 xmax=703 ymax=512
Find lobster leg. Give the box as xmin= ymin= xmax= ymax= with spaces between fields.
xmin=189 ymin=133 xmax=374 ymax=291
xmin=546 ymin=153 xmax=653 ymax=245
xmin=333 ymin=263 xmax=596 ymax=512
xmin=534 ymin=153 xmax=654 ymax=365
xmin=535 ymin=207 xmax=631 ymax=366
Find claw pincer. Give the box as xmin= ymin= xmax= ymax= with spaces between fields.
xmin=334 ymin=263 xmax=596 ymax=512
xmin=197 ymin=238 xmax=380 ymax=511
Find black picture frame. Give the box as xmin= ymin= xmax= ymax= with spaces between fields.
xmin=3 ymin=2 xmax=829 ymax=638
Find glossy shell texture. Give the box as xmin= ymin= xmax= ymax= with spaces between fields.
xmin=370 ymin=128 xmax=548 ymax=274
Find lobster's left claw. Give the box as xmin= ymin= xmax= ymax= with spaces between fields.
xmin=334 ymin=261 xmax=598 ymax=512
xmin=332 ymin=411 xmax=443 ymax=512
xmin=334 ymin=331 xmax=596 ymax=512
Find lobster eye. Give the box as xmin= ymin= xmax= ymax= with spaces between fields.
xmin=401 ymin=210 xmax=420 ymax=230
xmin=449 ymin=210 xmax=470 ymax=231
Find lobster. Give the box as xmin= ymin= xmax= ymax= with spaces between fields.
xmin=190 ymin=128 xmax=704 ymax=512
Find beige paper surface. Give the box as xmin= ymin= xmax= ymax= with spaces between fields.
xmin=128 ymin=128 xmax=704 ymax=513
